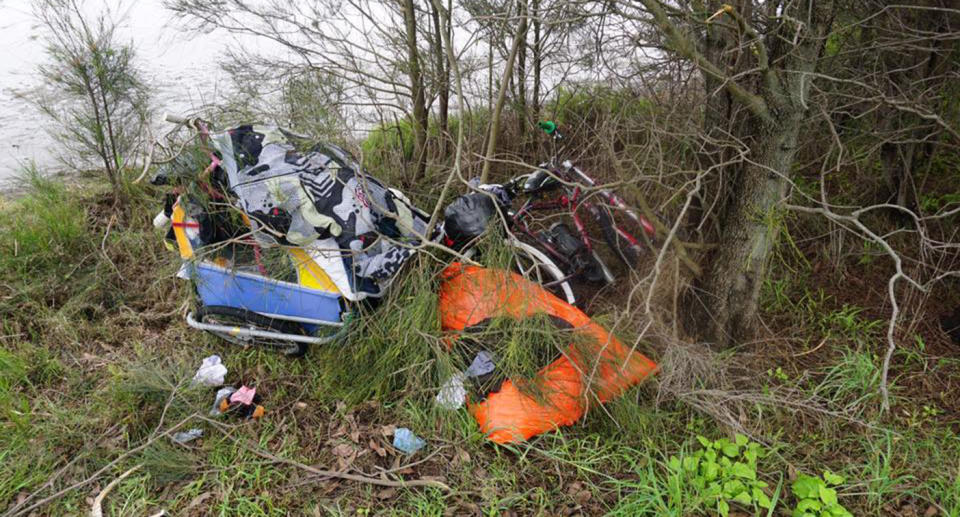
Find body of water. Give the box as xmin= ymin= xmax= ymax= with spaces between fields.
xmin=0 ymin=0 xmax=242 ymax=184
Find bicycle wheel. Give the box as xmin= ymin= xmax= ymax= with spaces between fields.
xmin=596 ymin=205 xmax=642 ymax=269
xmin=194 ymin=305 xmax=309 ymax=357
xmin=504 ymin=236 xmax=577 ymax=306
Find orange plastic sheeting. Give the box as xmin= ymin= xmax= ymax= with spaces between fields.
xmin=438 ymin=263 xmax=658 ymax=444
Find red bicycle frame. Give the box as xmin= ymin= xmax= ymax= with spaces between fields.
xmin=506 ymin=162 xmax=656 ymax=274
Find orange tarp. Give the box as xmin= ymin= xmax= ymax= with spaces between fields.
xmin=438 ymin=263 xmax=658 ymax=443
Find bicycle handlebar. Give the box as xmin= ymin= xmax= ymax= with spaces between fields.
xmin=538 ymin=121 xmax=557 ymax=135
xmin=538 ymin=120 xmax=564 ymax=142
xmin=162 ymin=112 xmax=212 ymax=140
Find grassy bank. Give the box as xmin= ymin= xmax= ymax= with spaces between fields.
xmin=0 ymin=173 xmax=957 ymax=516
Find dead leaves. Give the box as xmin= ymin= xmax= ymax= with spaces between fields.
xmin=369 ymin=439 xmax=387 ymax=458
xmin=325 ymin=402 xmax=402 ymax=473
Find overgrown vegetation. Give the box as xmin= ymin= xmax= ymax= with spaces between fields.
xmin=3 ymin=0 xmax=959 ymax=514
xmin=790 ymin=470 xmax=852 ymax=517
xmin=2 ymin=156 xmax=959 ymax=515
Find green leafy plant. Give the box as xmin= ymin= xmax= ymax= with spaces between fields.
xmin=767 ymin=366 xmax=789 ymax=382
xmin=919 ymin=192 xmax=960 ymax=213
xmin=668 ymin=434 xmax=774 ymax=516
xmin=791 ymin=471 xmax=852 ymax=517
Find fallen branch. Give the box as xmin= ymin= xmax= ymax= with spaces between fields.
xmin=5 ymin=414 xmax=195 ymax=517
xmin=90 ymin=464 xmax=142 ymax=517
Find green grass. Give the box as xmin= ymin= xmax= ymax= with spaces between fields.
xmin=0 ymin=170 xmax=958 ymax=516
xmin=1 ymin=167 xmax=90 ymax=277
xmin=811 ymin=348 xmax=889 ymax=419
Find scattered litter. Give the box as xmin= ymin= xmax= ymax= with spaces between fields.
xmin=443 ymin=193 xmax=499 ymax=249
xmin=212 ymin=385 xmax=265 ymax=419
xmin=209 ymin=387 xmax=237 ymax=416
xmin=435 ymin=372 xmax=467 ymax=410
xmin=192 ymin=355 xmax=227 ymax=386
xmin=466 ymin=351 xmax=496 ymax=377
xmin=230 ymin=385 xmax=256 ymax=405
xmin=435 ymin=351 xmax=496 ymax=410
xmin=153 ymin=211 xmax=170 ymax=229
xmin=176 ymin=263 xmax=192 ymax=280
xmin=171 ymin=428 xmax=203 ymax=444
xmin=392 ymin=427 xmax=426 ymax=454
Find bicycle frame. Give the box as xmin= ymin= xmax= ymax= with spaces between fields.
xmin=506 ymin=161 xmax=655 ymax=275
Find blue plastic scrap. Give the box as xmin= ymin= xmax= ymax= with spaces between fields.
xmin=393 ymin=427 xmax=426 ymax=454
xmin=466 ymin=351 xmax=496 ymax=377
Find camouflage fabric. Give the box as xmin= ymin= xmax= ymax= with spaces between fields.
xmin=210 ymin=125 xmax=427 ymax=299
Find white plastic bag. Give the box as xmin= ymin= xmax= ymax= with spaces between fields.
xmin=435 ymin=372 xmax=467 ymax=410
xmin=192 ymin=355 xmax=227 ymax=387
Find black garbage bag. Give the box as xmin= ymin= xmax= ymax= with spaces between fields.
xmin=443 ymin=193 xmax=499 ymax=249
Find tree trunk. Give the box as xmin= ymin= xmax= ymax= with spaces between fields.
xmin=681 ymin=0 xmax=831 ymax=346
xmin=402 ymin=0 xmax=428 ymax=180
xmin=515 ymin=0 xmax=528 ymax=140
xmin=78 ymin=67 xmax=118 ymax=197
xmin=487 ymin=34 xmax=494 ymax=114
xmin=430 ymin=0 xmax=449 ymax=157
xmin=881 ymin=138 xmax=919 ymax=212
xmin=531 ymin=0 xmax=541 ymax=121
xmin=699 ymin=0 xmax=735 ymax=139
xmin=690 ymin=0 xmax=743 ymax=239
xmin=694 ymin=114 xmax=801 ymax=344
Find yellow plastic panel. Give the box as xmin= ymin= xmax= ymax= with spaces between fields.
xmin=171 ymin=204 xmax=194 ymax=259
xmin=288 ymin=248 xmax=340 ymax=294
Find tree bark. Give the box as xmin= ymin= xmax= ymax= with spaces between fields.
xmin=487 ymin=33 xmax=494 ymax=114
xmin=402 ymin=0 xmax=428 ymax=180
xmin=430 ymin=0 xmax=449 ymax=157
xmin=515 ymin=0 xmax=528 ymax=140
xmin=698 ymin=0 xmax=736 ymax=139
xmin=694 ymin=114 xmax=801 ymax=344
xmin=637 ymin=0 xmax=833 ymax=346
xmin=531 ymin=0 xmax=541 ymax=121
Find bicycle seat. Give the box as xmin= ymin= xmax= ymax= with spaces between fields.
xmin=523 ymin=170 xmax=561 ymax=194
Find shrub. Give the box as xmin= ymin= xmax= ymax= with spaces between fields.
xmin=669 ymin=434 xmax=775 ymax=516
xmin=31 ymin=0 xmax=151 ymax=203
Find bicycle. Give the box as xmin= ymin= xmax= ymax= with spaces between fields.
xmin=475 ymin=122 xmax=657 ymax=298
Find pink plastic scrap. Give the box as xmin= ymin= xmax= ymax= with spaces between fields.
xmin=230 ymin=385 xmax=256 ymax=405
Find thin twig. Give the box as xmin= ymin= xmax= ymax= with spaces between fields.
xmin=99 ymin=213 xmax=124 ymax=281
xmin=792 ymin=338 xmax=827 ymax=357
xmin=198 ymin=416 xmax=450 ymax=491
